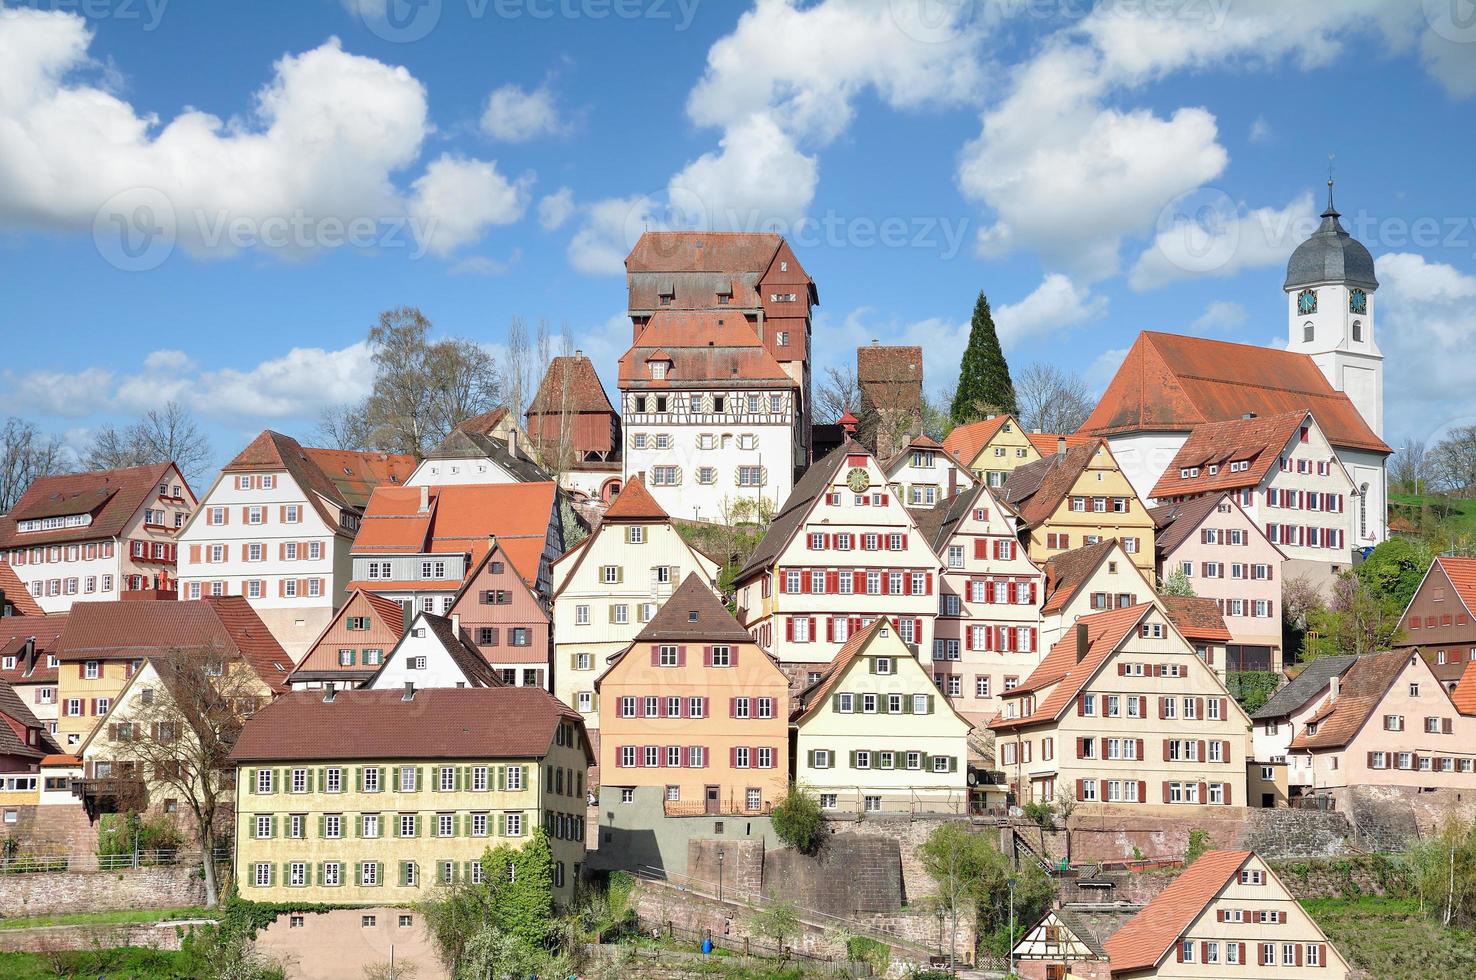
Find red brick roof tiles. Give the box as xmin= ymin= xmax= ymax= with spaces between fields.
xmin=1160 ymin=594 xmax=1232 ymax=644
xmin=619 ymin=311 xmax=796 ymax=388
xmin=222 ymin=431 xmax=413 ymax=530
xmin=601 ymin=475 xmax=669 ymax=523
xmin=229 ymin=686 xmax=590 ymax=763
xmin=626 ymin=231 xmax=785 ymax=275
xmin=527 ymin=356 xmax=616 ymax=417
xmin=942 ymin=415 xmax=1013 ymax=466
xmin=0 ymin=565 xmax=44 ymax=616
xmin=1287 ymin=649 xmax=1411 ymax=749
xmin=0 ymin=614 xmax=66 ymax=684
xmin=1025 ymin=432 xmax=1093 ymax=457
xmin=1149 ymin=412 xmax=1311 ymax=499
xmin=0 ymin=463 xmax=178 ymax=550
xmin=1104 ymin=850 xmax=1251 ymax=974
xmin=793 ymin=618 xmax=891 ymax=723
xmin=1040 ymin=540 xmax=1119 ymax=615
xmin=1079 ymin=332 xmax=1389 ymax=454
xmin=1002 ymin=440 xmax=1108 ymax=529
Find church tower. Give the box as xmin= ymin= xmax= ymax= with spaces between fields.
xmin=1285 ymin=179 xmax=1383 ymax=438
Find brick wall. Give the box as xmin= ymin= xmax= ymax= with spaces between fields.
xmin=0 ymin=865 xmax=204 ymax=917
xmin=0 ymin=920 xmax=194 ymax=953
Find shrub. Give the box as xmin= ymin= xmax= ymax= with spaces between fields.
xmin=771 ymin=783 xmax=825 ymax=854
xmin=1186 ymin=829 xmax=1211 ymax=865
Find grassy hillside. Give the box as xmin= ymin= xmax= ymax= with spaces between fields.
xmin=1389 ymin=492 xmax=1476 ymax=536
xmin=1304 ymin=896 xmax=1476 ymax=979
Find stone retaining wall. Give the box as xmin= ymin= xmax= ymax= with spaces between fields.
xmin=0 ymin=919 xmax=198 ymax=953
xmin=0 ymin=866 xmax=204 ymax=917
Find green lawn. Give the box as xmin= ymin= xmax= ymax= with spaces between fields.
xmin=0 ymin=947 xmax=193 ymax=979
xmin=0 ymin=906 xmax=211 ymax=930
xmin=1389 ymin=492 xmax=1476 ymax=534
xmin=1303 ymin=896 xmax=1476 ymax=979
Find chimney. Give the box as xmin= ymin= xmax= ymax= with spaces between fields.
xmin=1242 ymin=412 xmax=1257 ymax=420
xmin=403 ymin=681 xmax=415 ymax=701
xmin=1330 ymin=675 xmax=1340 ymax=701
xmin=1075 ymin=621 xmax=1089 ymax=664
xmin=401 ymin=604 xmax=413 ymax=637
xmin=451 ymin=613 xmax=460 ymax=635
xmin=871 ymin=339 xmax=879 ymax=346
xmin=575 ymin=349 xmax=584 ymax=359
xmin=1056 ymin=437 xmax=1067 ymax=457
xmin=323 ymin=683 xmax=337 ymax=703
xmin=419 ymin=485 xmax=430 ymax=512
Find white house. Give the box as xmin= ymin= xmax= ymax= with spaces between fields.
xmin=883 ymin=435 xmax=976 ymax=508
xmin=618 ymin=310 xmax=801 ymax=523
xmin=176 ymin=431 xmax=415 ymax=661
xmin=363 ymin=611 xmax=499 ymax=691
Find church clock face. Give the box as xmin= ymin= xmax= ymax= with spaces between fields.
xmin=846 ymin=467 xmax=871 ymax=493
xmin=1349 ymin=288 xmax=1367 ymax=315
xmin=1297 ymin=289 xmax=1318 ymax=315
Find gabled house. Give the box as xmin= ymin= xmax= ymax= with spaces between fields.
xmin=1247 ymin=654 xmax=1358 ymax=807
xmin=883 ymin=435 xmax=976 ymax=508
xmin=618 ymin=310 xmax=803 ymax=519
xmin=989 ymin=604 xmax=1251 ymax=807
xmin=525 ymin=352 xmax=623 ymax=503
xmin=1290 ymin=649 xmax=1476 ymax=795
xmin=0 ymin=463 xmax=196 ymax=612
xmin=1038 ymin=540 xmax=1154 ymax=651
xmin=55 ymin=597 xmax=291 ymax=750
xmin=347 ymin=482 xmax=562 ymax=616
xmin=1002 ymin=439 xmax=1155 ymax=574
xmin=363 ymin=611 xmax=500 ymax=691
xmin=1011 ymin=906 xmax=1114 ymax=980
xmin=1149 ymin=411 xmax=1354 ymax=583
xmin=0 ymin=614 xmax=67 ymax=733
xmin=551 ymin=476 xmax=720 ymax=730
xmin=1158 ymin=595 xmax=1233 ymax=677
xmin=1394 ymin=555 xmax=1476 ymax=690
xmin=285 ymin=590 xmax=406 ymax=691
xmin=1150 ymin=493 xmax=1284 ymax=673
xmin=792 ymin=618 xmax=972 ymax=815
xmin=447 ymin=542 xmax=553 ymax=688
xmin=942 ymin=414 xmax=1040 ymax=489
xmin=177 ymin=430 xmax=415 ymax=659
xmin=0 ymin=564 xmax=46 ymax=617
xmin=0 ymin=679 xmax=61 ymax=774
xmin=597 ymin=574 xmax=790 ymax=815
xmin=405 ymin=428 xmax=550 ymax=488
xmin=231 ymin=687 xmax=591 ymax=906
xmin=734 ymin=440 xmax=942 ymax=687
xmin=1102 ymin=849 xmax=1349 ymax=977
xmin=914 ymin=484 xmax=1044 ymax=726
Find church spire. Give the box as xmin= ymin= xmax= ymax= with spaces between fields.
xmin=1323 ymin=155 xmax=1339 ymax=218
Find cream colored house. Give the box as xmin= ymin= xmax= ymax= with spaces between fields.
xmin=792 ymin=618 xmax=971 ymax=814
xmin=990 ymin=604 xmax=1252 ymax=807
xmin=1103 ymin=849 xmax=1349 ymax=977
xmin=883 ymin=435 xmax=976 ymax=507
xmin=550 ymin=476 xmax=719 ymax=731
xmin=230 ymin=687 xmax=591 ymax=906
xmin=1002 ymin=439 xmax=1156 ymax=574
xmin=942 ymin=415 xmax=1041 ymax=489
xmin=1038 ymin=539 xmax=1155 ymax=651
xmin=915 ymin=482 xmax=1044 ymax=726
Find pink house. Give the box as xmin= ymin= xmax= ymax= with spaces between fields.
xmin=1150 ymin=493 xmax=1284 ymax=674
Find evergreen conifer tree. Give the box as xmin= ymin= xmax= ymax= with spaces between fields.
xmin=951 ymin=291 xmax=1017 ymax=424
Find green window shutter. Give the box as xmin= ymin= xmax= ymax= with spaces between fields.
xmin=304 ymin=769 xmax=313 ymax=793
xmin=268 ymin=864 xmax=276 ymax=887
xmin=497 ymin=813 xmax=506 ymax=837
xmin=949 ymin=756 xmax=958 ymax=773
xmin=607 ymin=606 xmax=616 ymax=624
xmin=317 ymin=767 xmax=326 ymax=791
xmin=926 ymin=695 xmax=935 ymax=714
xmin=315 ymin=863 xmax=322 ymax=886
xmin=848 ymin=750 xmax=857 ymax=768
xmin=356 ymin=767 xmax=363 ymax=793
xmin=249 ymin=769 xmax=258 ymax=794
xmin=902 ymin=697 xmax=913 ymax=714
xmin=399 ymin=862 xmax=408 ymax=887
xmin=355 ymin=861 xmax=362 ymax=885
xmin=497 ymin=766 xmax=506 ymax=791
xmin=921 ymin=753 xmax=931 ymax=771
xmin=831 ymin=694 xmax=841 ymax=711
xmin=806 ymin=750 xmax=815 ymax=768
xmin=455 ymin=767 xmax=463 ymax=792
xmin=270 ymin=815 xmax=278 ymax=839
xmin=391 ymin=768 xmax=400 ymax=793
xmin=414 ymin=768 xmax=423 ymax=792
xmin=317 ymin=815 xmax=325 ymax=838
xmin=867 ymin=658 xmax=877 ymax=674
xmin=520 ymin=765 xmax=528 ymax=788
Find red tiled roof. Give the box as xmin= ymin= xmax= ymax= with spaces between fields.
xmin=57 ymin=598 xmax=290 ymax=693
xmin=1040 ymin=540 xmax=1120 ymax=615
xmin=619 ymin=311 xmax=796 ymax=389
xmin=527 ymin=355 xmax=617 ymax=417
xmin=230 ymin=687 xmax=590 ymax=763
xmin=349 ymin=483 xmax=557 ymax=588
xmin=1289 ymin=650 xmax=1416 ymax=749
xmin=1149 ymin=494 xmax=1231 ymax=558
xmin=1079 ymin=332 xmax=1390 ymax=454
xmin=626 ymin=232 xmax=783 ymax=274
xmin=1002 ymin=440 xmax=1107 ymax=529
xmin=1104 ymin=850 xmax=1251 ymax=974
xmin=0 ymin=614 xmax=67 ymax=684
xmin=1025 ymin=432 xmax=1093 ymax=456
xmin=0 ymin=678 xmax=58 ymax=759
xmin=453 ymin=407 xmax=508 ymax=436
xmin=222 ymin=431 xmax=414 ymax=530
xmin=288 ymin=590 xmax=407 ymax=684
xmin=991 ymin=605 xmax=1154 ymax=731
xmin=41 ymin=754 xmax=80 ymax=766
xmin=1160 ymin=594 xmax=1232 ymax=643
xmin=793 ymin=618 xmax=891 ymax=723
xmin=1149 ymin=412 xmax=1311 ymax=499
xmin=601 ymin=475 xmax=669 ymax=522
xmin=1435 ymin=556 xmax=1476 ymax=619
xmin=0 ymin=463 xmax=178 ymax=550
xmin=942 ymin=415 xmax=1014 ymax=466
xmin=0 ymin=565 xmax=44 ymax=616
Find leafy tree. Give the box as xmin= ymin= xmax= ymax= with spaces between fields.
xmin=1407 ymin=812 xmax=1476 ymax=926
xmin=1306 ymin=573 xmax=1403 ymax=658
xmin=771 ymin=783 xmax=825 ymax=854
xmin=1356 ymin=537 xmax=1435 ymax=610
xmin=919 ymin=823 xmax=1055 ymax=964
xmin=747 ymin=900 xmax=801 ymax=952
xmin=1391 ymin=437 xmax=1428 ymax=494
xmin=1158 ymin=568 xmax=1196 ymax=597
xmin=951 ymin=291 xmax=1016 ymax=425
xmin=418 ymin=831 xmax=556 ymax=975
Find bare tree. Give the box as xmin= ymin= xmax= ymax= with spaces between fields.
xmin=1054 ymin=787 xmax=1080 ymax=866
xmin=1429 ymin=426 xmax=1476 ymax=498
xmin=85 ymin=401 xmax=211 ymax=487
xmin=0 ymin=417 xmax=67 ymax=512
xmin=1014 ymin=362 xmax=1093 ymax=435
xmin=1391 ymin=437 xmax=1428 ymax=495
xmin=105 ymin=646 xmax=266 ymax=906
xmin=816 ymin=365 xmax=860 ymax=424
xmin=505 ymin=315 xmax=533 ymax=425
xmin=316 ymin=404 xmax=371 ymax=451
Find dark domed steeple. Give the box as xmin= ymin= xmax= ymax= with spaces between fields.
xmin=1284 ymin=179 xmax=1377 ymax=291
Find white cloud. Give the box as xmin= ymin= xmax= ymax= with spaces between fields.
xmin=1371 ymin=253 xmax=1476 ymax=439
xmin=668 ymin=113 xmax=818 ymax=230
xmin=449 ymin=249 xmax=521 ymax=277
xmin=143 ymin=349 xmax=194 ymax=372
xmin=2 ymin=367 xmax=115 ymax=418
xmin=1086 ymin=347 xmax=1129 ymax=394
xmin=566 ymin=194 xmax=651 ymax=276
xmin=480 ymin=83 xmax=564 ymax=142
xmin=1188 ymin=300 xmax=1249 ymax=334
xmin=1249 ymin=116 xmax=1272 ymax=143
xmin=993 ymin=274 xmax=1108 ymax=345
xmin=0 ymin=13 xmax=524 ymax=257
xmin=537 ymin=187 xmax=575 ymax=231
xmin=1128 ymin=191 xmax=1317 ymax=291
xmin=408 ymin=155 xmax=529 ymax=256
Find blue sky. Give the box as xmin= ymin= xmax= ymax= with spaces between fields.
xmin=1 ymin=0 xmax=1474 ymax=482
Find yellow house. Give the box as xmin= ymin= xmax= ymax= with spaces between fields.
xmin=1001 ymin=438 xmax=1156 ymax=574
xmin=792 ymin=618 xmax=972 ymax=815
xmin=942 ymin=415 xmax=1040 ymax=489
xmin=597 ymin=574 xmax=790 ymax=815
xmin=230 ymin=687 xmax=591 ymax=906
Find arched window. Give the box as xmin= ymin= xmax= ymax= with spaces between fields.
xmin=1352 ymin=319 xmax=1362 ymax=342
xmin=1303 ymin=321 xmax=1314 ymax=343
xmin=1359 ymin=482 xmax=1369 ymax=540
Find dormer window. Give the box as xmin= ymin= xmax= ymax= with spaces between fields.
xmin=650 ymin=361 xmax=668 ymax=380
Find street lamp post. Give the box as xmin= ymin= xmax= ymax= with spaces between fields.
xmin=717 ymin=848 xmax=725 ymax=903
xmin=1007 ymin=875 xmax=1017 ymax=978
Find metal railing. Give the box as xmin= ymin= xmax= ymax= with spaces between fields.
xmin=662 ymin=800 xmax=774 ymax=818
xmin=0 ymin=847 xmax=230 ymax=874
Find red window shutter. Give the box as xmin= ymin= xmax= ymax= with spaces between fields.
xmin=1076 ymin=778 xmax=1085 ymax=801
xmin=1117 ymin=663 xmax=1126 ymax=676
xmin=730 ymin=747 xmax=737 ymax=767
xmin=1029 ymin=581 xmax=1037 ymax=603
xmin=1197 ymin=697 xmax=1205 ymax=719
xmin=1295 ymin=944 xmax=1303 ymax=966
xmin=914 ymin=618 xmax=922 ymax=641
xmin=1137 ymin=780 xmax=1146 ymax=803
xmin=853 ymin=571 xmax=865 ymax=592
xmin=1202 ymin=942 xmax=1211 ymax=963
xmin=677 ymin=645 xmax=687 ymax=666
xmin=1222 ymin=740 xmax=1231 ymax=764
xmin=278 ymin=580 xmax=285 ymax=598
xmin=825 ymin=618 xmax=834 ymax=643
xmin=189 ymin=544 xmax=201 ymax=563
xmin=801 ymin=573 xmax=811 ymax=594
xmin=1198 ymin=740 xmax=1206 ymax=763
xmin=1135 ymin=738 xmax=1144 ymax=760
xmin=903 ymin=575 xmax=913 ymax=596
xmin=974 ymin=539 xmax=986 ymax=559
xmin=925 ymin=574 xmax=933 ymax=595
xmin=965 ymin=628 xmax=975 ymax=652
xmin=901 ymin=534 xmax=908 ymax=549
xmin=1075 ymin=738 xmax=1084 ymax=758
xmin=1199 ymin=781 xmax=1208 ymax=803
xmin=1176 ymin=944 xmax=1184 ymax=963
xmin=785 ymin=618 xmax=794 ymax=642
xmin=1162 ymin=782 xmax=1171 ymax=803
xmin=1367 ymin=751 xmax=1376 ymax=767
xmin=614 ymin=748 xmax=625 ymax=768
xmin=279 ymin=505 xmax=287 ymax=522
xmin=729 ymin=698 xmax=737 ymax=718
xmin=1076 ymin=695 xmax=1086 ymax=716
xmin=278 ymin=543 xmax=286 ymax=561
xmin=1319 ymin=943 xmax=1327 ymax=967
xmin=826 ymin=571 xmax=839 ymax=593
xmin=1216 ymin=909 xmax=1224 ymax=923
xmin=650 ymin=647 xmax=661 ymax=667
xmin=1162 ymin=740 xmax=1170 ymax=762
xmin=879 ymin=494 xmax=888 ymax=506
xmin=809 ymin=618 xmax=816 ymax=641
